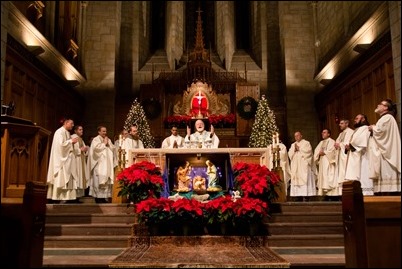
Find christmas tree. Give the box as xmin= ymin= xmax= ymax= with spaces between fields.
xmin=124 ymin=98 xmax=155 ymax=148
xmin=248 ymin=95 xmax=279 ymax=148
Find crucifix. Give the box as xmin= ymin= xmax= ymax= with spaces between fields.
xmin=195 ymin=90 xmax=205 ymax=118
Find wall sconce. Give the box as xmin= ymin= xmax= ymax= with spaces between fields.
xmin=67 ymin=80 xmax=80 ymax=87
xmin=320 ymin=79 xmax=332 ymax=86
xmin=27 ymin=45 xmax=45 ymax=56
xmin=353 ymin=44 xmax=371 ymax=54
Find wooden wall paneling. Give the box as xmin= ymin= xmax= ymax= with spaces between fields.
xmin=5 ymin=40 xmax=85 ymax=133
xmin=36 ymin=84 xmax=47 ymax=127
xmin=235 ymin=83 xmax=259 ymax=136
xmin=24 ymin=76 xmax=36 ymax=119
xmin=351 ymin=82 xmax=362 ymax=120
xmin=139 ymin=83 xmax=164 ymax=146
xmin=10 ymin=67 xmax=25 ymax=118
xmin=385 ymin=59 xmax=394 ymax=95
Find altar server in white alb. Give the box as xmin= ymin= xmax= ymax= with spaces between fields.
xmin=185 ymin=119 xmax=220 ymax=148
xmin=368 ymin=99 xmax=401 ymax=194
xmin=47 ymin=117 xmax=79 ymax=203
xmin=314 ymin=129 xmax=338 ymax=198
xmin=87 ymin=126 xmax=116 ymax=203
xmin=161 ymin=126 xmax=185 ymax=148
xmin=344 ymin=114 xmax=373 ymax=195
xmin=71 ymin=125 xmax=90 ymax=198
xmin=288 ymin=131 xmax=316 ymax=201
xmin=268 ymin=134 xmax=291 ymax=195
xmin=334 ymin=119 xmax=354 ymax=192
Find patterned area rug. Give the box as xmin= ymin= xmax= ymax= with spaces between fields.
xmin=109 ymin=236 xmax=290 ymax=268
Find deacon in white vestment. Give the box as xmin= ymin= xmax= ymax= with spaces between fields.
xmin=185 ymin=119 xmax=219 ymax=148
xmin=314 ymin=129 xmax=338 ymax=197
xmin=368 ymin=99 xmax=401 ymax=193
xmin=161 ymin=126 xmax=185 ymax=148
xmin=288 ymin=131 xmax=316 ymax=199
xmin=87 ymin=126 xmax=116 ymax=202
xmin=47 ymin=118 xmax=79 ymax=202
xmin=268 ymin=142 xmax=291 ymax=194
xmin=71 ymin=125 xmax=90 ymax=198
xmin=334 ymin=119 xmax=354 ymax=192
xmin=115 ymin=128 xmax=142 ymax=168
xmin=344 ymin=114 xmax=373 ymax=195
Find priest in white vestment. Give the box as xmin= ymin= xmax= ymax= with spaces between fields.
xmin=128 ymin=125 xmax=144 ymax=149
xmin=185 ymin=119 xmax=219 ymax=148
xmin=162 ymin=126 xmax=185 ymax=148
xmin=115 ymin=128 xmax=143 ymax=168
xmin=71 ymin=125 xmax=90 ymax=198
xmin=314 ymin=129 xmax=338 ymax=198
xmin=368 ymin=99 xmax=401 ymax=193
xmin=334 ymin=119 xmax=354 ymax=193
xmin=268 ymin=142 xmax=291 ymax=194
xmin=87 ymin=126 xmax=116 ymax=202
xmin=47 ymin=118 xmax=79 ymax=202
xmin=288 ymin=131 xmax=316 ymax=200
xmin=344 ymin=114 xmax=373 ymax=195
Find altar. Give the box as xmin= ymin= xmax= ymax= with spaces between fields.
xmin=113 ymin=147 xmax=287 ymax=203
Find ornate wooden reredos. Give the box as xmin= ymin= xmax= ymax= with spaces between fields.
xmin=144 ymin=7 xmax=248 ymax=119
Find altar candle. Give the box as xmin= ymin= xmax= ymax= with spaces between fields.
xmin=272 ymin=134 xmax=276 ymax=147
xmin=119 ymin=134 xmax=122 ymax=147
xmin=276 ymin=132 xmax=279 ymax=144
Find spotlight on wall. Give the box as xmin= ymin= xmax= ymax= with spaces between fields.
xmin=27 ymin=45 xmax=45 ymax=56
xmin=353 ymin=44 xmax=371 ymax=54
xmin=67 ymin=80 xmax=80 ymax=87
xmin=320 ymin=79 xmax=332 ymax=86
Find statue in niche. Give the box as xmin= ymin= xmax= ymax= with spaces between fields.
xmin=217 ymin=98 xmax=229 ymax=115
xmin=173 ymin=100 xmax=182 ymax=115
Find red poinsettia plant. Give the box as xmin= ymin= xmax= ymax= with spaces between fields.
xmin=233 ymin=197 xmax=268 ymax=223
xmin=208 ymin=113 xmax=236 ymax=127
xmin=163 ymin=115 xmax=192 ymax=128
xmin=171 ymin=198 xmax=204 ymax=222
xmin=135 ymin=197 xmax=174 ymax=224
xmin=203 ymin=195 xmax=235 ymax=225
xmin=116 ymin=161 xmax=164 ymax=204
xmin=233 ymin=162 xmax=281 ymax=203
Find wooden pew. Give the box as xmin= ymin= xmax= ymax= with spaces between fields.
xmin=342 ymin=180 xmax=401 ymax=268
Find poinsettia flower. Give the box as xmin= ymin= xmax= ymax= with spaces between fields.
xmin=116 ymin=161 xmax=164 ymax=204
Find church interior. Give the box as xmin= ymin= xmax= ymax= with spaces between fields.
xmin=1 ymin=1 xmax=401 ymax=268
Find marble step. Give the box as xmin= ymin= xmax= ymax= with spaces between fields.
xmin=42 ymin=246 xmax=345 ymax=268
xmin=44 ymin=235 xmax=131 ymax=248
xmin=45 ymin=213 xmax=136 ymax=224
xmin=45 ymin=223 xmax=133 ymax=236
xmin=267 ymin=234 xmax=345 ymax=247
xmin=272 ymin=201 xmax=342 ymax=213
xmin=46 ymin=203 xmax=135 ymax=214
xmin=269 ymin=211 xmax=342 ymax=223
xmin=265 ymin=221 xmax=343 ymax=235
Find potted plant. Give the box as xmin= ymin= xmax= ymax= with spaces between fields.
xmin=171 ymin=198 xmax=205 ymax=235
xmin=204 ymin=195 xmax=235 ymax=235
xmin=233 ymin=162 xmax=281 ymax=203
xmin=135 ymin=197 xmax=174 ymax=235
xmin=232 ymin=197 xmax=268 ymax=236
xmin=116 ymin=161 xmax=165 ymax=204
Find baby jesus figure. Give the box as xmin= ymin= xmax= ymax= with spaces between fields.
xmin=192 ymin=175 xmax=206 ymax=191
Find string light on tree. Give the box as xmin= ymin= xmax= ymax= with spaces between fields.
xmin=248 ymin=95 xmax=279 ymax=148
xmin=124 ymin=98 xmax=155 ymax=148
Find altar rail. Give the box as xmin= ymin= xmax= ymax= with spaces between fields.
xmin=342 ymin=180 xmax=401 ymax=268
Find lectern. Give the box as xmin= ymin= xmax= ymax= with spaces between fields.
xmin=1 ymin=115 xmax=51 ymax=203
xmin=1 ymin=116 xmax=51 ymax=267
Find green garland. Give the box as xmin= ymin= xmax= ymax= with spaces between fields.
xmin=236 ymin=96 xmax=258 ymax=120
xmin=141 ymin=98 xmax=162 ymax=120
